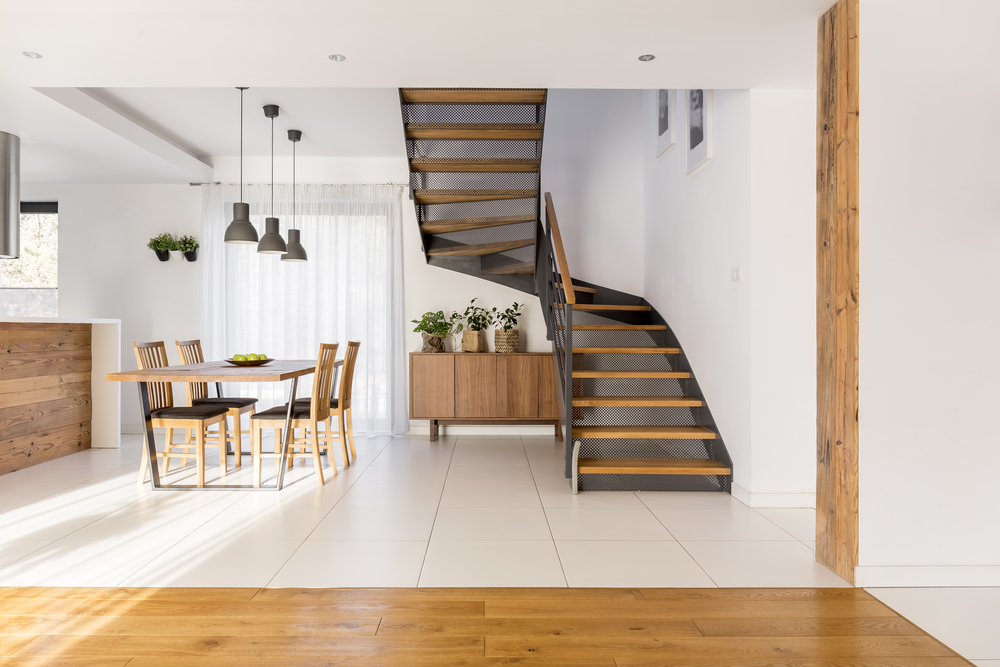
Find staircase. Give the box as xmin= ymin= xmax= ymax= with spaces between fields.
xmin=399 ymin=88 xmax=733 ymax=493
xmin=400 ymin=88 xmax=546 ymax=293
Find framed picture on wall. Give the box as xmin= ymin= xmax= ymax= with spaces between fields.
xmin=685 ymin=89 xmax=713 ymax=174
xmin=655 ymin=89 xmax=676 ymax=157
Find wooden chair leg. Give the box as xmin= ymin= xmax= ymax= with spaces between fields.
xmin=162 ymin=427 xmax=174 ymax=474
xmin=179 ymin=428 xmax=193 ymax=469
xmin=273 ymin=428 xmax=282 ymax=477
xmin=309 ymin=419 xmax=325 ymax=486
xmin=337 ymin=412 xmax=350 ymax=467
xmin=138 ymin=440 xmax=150 ymax=484
xmin=232 ymin=410 xmax=242 ymax=468
xmin=195 ymin=424 xmax=206 ymax=488
xmin=218 ymin=418 xmax=228 ymax=476
xmin=253 ymin=422 xmax=261 ymax=488
xmin=346 ymin=408 xmax=357 ymax=459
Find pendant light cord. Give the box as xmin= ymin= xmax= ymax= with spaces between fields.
xmin=240 ymin=88 xmax=244 ymax=203
xmin=270 ymin=116 xmax=274 ymax=218
xmin=292 ymin=141 xmax=296 ymax=229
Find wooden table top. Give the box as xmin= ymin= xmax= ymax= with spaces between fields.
xmin=105 ymin=359 xmax=339 ymax=383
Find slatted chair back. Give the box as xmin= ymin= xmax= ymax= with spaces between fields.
xmin=338 ymin=341 xmax=362 ymax=409
xmin=175 ymin=339 xmax=209 ymax=405
xmin=132 ymin=341 xmax=173 ymax=411
xmin=310 ymin=343 xmax=340 ymax=422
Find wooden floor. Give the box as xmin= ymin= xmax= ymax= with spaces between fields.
xmin=0 ymin=587 xmax=972 ymax=666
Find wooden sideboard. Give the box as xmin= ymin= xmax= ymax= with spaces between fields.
xmin=409 ymin=352 xmax=562 ymax=440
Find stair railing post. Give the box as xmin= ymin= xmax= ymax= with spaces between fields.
xmin=564 ymin=303 xmax=573 ymax=479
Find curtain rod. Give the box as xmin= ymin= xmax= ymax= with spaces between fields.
xmin=189 ymin=182 xmax=410 ymax=186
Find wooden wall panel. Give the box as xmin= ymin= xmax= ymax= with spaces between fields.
xmin=0 ymin=323 xmax=92 ymax=475
xmin=410 ymin=354 xmax=455 ymax=419
xmin=816 ymin=0 xmax=860 ymax=583
xmin=455 ymin=356 xmax=497 ymax=418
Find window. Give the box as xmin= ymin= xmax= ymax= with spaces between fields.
xmin=0 ymin=202 xmax=58 ymax=317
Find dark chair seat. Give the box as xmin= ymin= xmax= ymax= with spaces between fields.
xmin=194 ymin=397 xmax=259 ymax=409
xmin=251 ymin=404 xmax=315 ymax=421
xmin=293 ymin=397 xmax=339 ymax=409
xmin=151 ymin=405 xmax=229 ymax=420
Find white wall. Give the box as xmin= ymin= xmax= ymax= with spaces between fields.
xmin=748 ymin=89 xmax=817 ymax=504
xmin=643 ymin=89 xmax=754 ymax=491
xmin=856 ymin=0 xmax=1000 ymax=586
xmin=21 ymin=183 xmax=202 ymax=435
xmin=542 ymin=89 xmax=645 ymax=296
xmin=642 ymin=89 xmax=816 ymax=505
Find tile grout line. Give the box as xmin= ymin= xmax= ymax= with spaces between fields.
xmin=262 ymin=436 xmax=392 ymax=589
xmin=751 ymin=507 xmax=817 ymax=552
xmin=641 ymin=496 xmax=720 ymax=588
xmin=523 ymin=436 xmax=570 ymax=588
xmin=414 ymin=435 xmax=458 ymax=587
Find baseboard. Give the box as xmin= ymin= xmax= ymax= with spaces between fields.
xmin=857 ymin=565 xmax=1000 ymax=587
xmin=732 ymin=483 xmax=816 ymax=508
xmin=407 ymin=421 xmax=557 ymax=437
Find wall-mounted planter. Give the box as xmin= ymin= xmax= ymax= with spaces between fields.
xmin=183 ymin=249 xmax=198 ymax=262
xmin=154 ymin=250 xmax=170 ymax=262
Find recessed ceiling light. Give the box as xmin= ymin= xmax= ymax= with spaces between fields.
xmin=638 ymin=54 xmax=655 ymax=62
xmin=328 ymin=54 xmax=346 ymax=62
xmin=22 ymin=51 xmax=42 ymax=59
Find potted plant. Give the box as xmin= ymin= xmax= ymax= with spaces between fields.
xmin=459 ymin=298 xmax=494 ymax=353
xmin=494 ymin=302 xmax=524 ymax=353
xmin=412 ymin=310 xmax=462 ymax=353
xmin=177 ymin=234 xmax=200 ymax=262
xmin=147 ymin=232 xmax=177 ymax=261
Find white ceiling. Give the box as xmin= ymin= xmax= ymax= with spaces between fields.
xmin=0 ymin=0 xmax=834 ymax=184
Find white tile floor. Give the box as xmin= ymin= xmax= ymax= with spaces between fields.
xmin=2 ymin=432 xmax=997 ymax=661
xmin=0 ymin=432 xmax=848 ymax=590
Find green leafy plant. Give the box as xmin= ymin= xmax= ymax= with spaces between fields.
xmin=495 ymin=302 xmax=523 ymax=331
xmin=412 ymin=310 xmax=463 ymax=338
xmin=460 ymin=298 xmax=495 ymax=332
xmin=146 ymin=232 xmax=177 ymax=252
xmin=176 ymin=235 xmax=199 ymax=253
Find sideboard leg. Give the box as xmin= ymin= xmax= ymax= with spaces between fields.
xmin=554 ymin=421 xmax=563 ymax=441
xmin=429 ymin=419 xmax=438 ymax=441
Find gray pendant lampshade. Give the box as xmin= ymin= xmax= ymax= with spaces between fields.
xmin=257 ymin=217 xmax=286 ymax=254
xmin=257 ymin=104 xmax=286 ymax=255
xmin=224 ymin=202 xmax=257 ymax=244
xmin=281 ymin=228 xmax=307 ymax=262
xmin=282 ymin=129 xmax=307 ymax=262
xmin=224 ymin=87 xmax=258 ymax=244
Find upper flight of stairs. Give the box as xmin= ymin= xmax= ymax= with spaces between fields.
xmin=400 ymin=88 xmax=547 ymax=294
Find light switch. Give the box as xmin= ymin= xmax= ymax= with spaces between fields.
xmin=731 ymin=267 xmax=743 ymax=282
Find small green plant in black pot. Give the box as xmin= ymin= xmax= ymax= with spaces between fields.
xmin=147 ymin=232 xmax=177 ymax=262
xmin=176 ymin=235 xmax=200 ymax=262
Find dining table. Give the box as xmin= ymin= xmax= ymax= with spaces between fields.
xmin=106 ymin=359 xmax=341 ymax=491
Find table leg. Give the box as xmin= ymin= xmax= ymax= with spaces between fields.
xmin=138 ymin=382 xmax=162 ymax=488
xmin=274 ymin=377 xmax=299 ymax=491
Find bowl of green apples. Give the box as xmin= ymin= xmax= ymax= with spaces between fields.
xmin=225 ymin=353 xmax=272 ymax=367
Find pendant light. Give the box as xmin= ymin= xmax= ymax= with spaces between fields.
xmin=256 ymin=104 xmax=287 ymax=254
xmin=281 ymin=130 xmax=307 ymax=262
xmin=224 ymin=87 xmax=258 ymax=244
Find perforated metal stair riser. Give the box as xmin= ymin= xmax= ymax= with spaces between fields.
xmin=569 ymin=306 xmax=733 ymax=493
xmin=400 ymin=89 xmax=546 ymax=295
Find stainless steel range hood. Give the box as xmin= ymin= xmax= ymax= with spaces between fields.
xmin=0 ymin=132 xmax=20 ymax=260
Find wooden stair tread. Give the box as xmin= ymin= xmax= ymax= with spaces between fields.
xmin=564 ymin=304 xmax=651 ymax=312
xmin=420 ymin=215 xmax=535 ymax=234
xmin=481 ymin=261 xmax=534 ymax=276
xmin=579 ymin=457 xmax=729 ymax=475
xmin=415 ymin=189 xmax=537 ymax=205
xmin=427 ymin=239 xmax=534 ymax=257
xmin=573 ymin=370 xmax=690 ymax=379
xmin=410 ymin=158 xmax=539 ymax=173
xmin=573 ymin=396 xmax=703 ymax=407
xmin=574 ymin=347 xmax=681 ymax=354
xmin=401 ymin=89 xmax=546 ymax=104
xmin=559 ymin=324 xmax=666 ymax=331
xmin=557 ymin=283 xmax=597 ymax=294
xmin=573 ymin=425 xmax=716 ymax=439
xmin=405 ymin=124 xmax=542 ymax=140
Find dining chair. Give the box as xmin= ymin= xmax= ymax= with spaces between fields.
xmin=250 ymin=343 xmax=339 ymax=488
xmin=175 ymin=339 xmax=258 ymax=469
xmin=133 ymin=341 xmax=230 ymax=487
xmin=294 ymin=341 xmax=361 ymax=467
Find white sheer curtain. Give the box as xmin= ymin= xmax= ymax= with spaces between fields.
xmin=200 ymin=183 xmax=408 ymax=435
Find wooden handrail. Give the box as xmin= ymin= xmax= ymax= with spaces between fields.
xmin=544 ymin=192 xmax=576 ymax=305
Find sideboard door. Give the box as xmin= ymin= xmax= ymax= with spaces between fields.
xmin=498 ymin=355 xmax=540 ymax=418
xmin=538 ymin=355 xmax=560 ymax=419
xmin=455 ymin=355 xmax=497 ymax=418
xmin=411 ymin=354 xmax=455 ymax=419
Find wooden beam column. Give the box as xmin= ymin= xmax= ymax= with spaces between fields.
xmin=816 ymin=0 xmax=860 ymax=583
